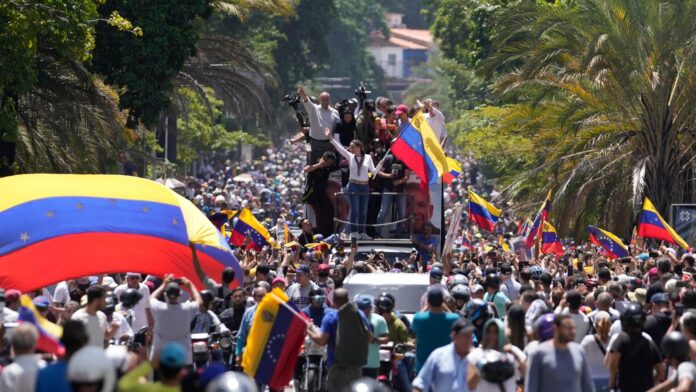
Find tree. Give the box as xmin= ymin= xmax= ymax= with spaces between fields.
xmin=476 ymin=0 xmax=696 ymax=236
xmin=90 ymin=0 xmax=212 ymax=127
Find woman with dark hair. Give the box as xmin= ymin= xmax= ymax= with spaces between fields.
xmin=467 ymin=318 xmax=527 ymax=392
xmin=581 ymin=311 xmax=611 ymax=391
xmin=507 ymin=304 xmax=527 ymax=350
xmin=326 ymin=127 xmax=389 ymax=240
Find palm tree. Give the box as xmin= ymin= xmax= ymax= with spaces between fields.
xmin=15 ymin=54 xmax=125 ymax=173
xmin=479 ymin=0 xmax=696 ymax=235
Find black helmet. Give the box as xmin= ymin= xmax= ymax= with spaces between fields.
xmin=200 ymin=290 xmax=215 ymax=305
xmin=466 ymin=299 xmax=492 ymax=325
xmin=661 ymin=331 xmax=690 ymax=360
xmin=119 ymin=288 xmax=143 ymax=309
xmin=376 ymin=296 xmax=395 ymax=313
xmin=476 ymin=349 xmax=515 ymax=383
xmin=451 ymin=284 xmax=471 ymax=303
xmin=348 ymin=377 xmax=389 ymax=392
xmin=620 ymin=302 xmax=646 ymax=331
xmin=104 ymin=296 xmax=116 ymax=316
xmin=447 ymin=274 xmax=468 ymax=290
xmin=484 ymin=273 xmax=500 ymax=289
xmin=221 ymin=267 xmax=235 ymax=285
xmin=379 ymin=292 xmax=396 ymax=307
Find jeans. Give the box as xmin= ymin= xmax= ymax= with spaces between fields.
xmin=347 ymin=182 xmax=369 ymax=234
xmin=396 ymin=352 xmax=414 ymax=392
xmin=593 ymin=378 xmax=610 ymax=392
xmin=376 ymin=192 xmax=406 ymax=237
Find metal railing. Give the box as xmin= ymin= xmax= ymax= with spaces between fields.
xmin=332 ymin=191 xmax=414 ymax=239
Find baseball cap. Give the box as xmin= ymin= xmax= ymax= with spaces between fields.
xmin=159 ymin=342 xmax=186 ymax=368
xmin=318 ymin=264 xmax=330 ymax=273
xmin=648 ymin=267 xmax=659 ymax=277
xmin=356 ymin=295 xmax=374 ymax=310
xmin=395 ymin=104 xmax=409 ymax=116
xmin=126 ymin=272 xmax=141 ymax=278
xmin=272 ymin=277 xmax=286 ymax=286
xmin=165 ymin=282 xmax=181 ymax=298
xmin=296 ymin=264 xmax=310 ymax=275
xmin=430 ymin=267 xmax=444 ymax=280
xmin=32 ymin=296 xmax=50 ymax=308
xmin=471 ymin=284 xmax=484 ymax=293
xmin=101 ymin=276 xmax=118 ymax=289
xmin=427 ymin=287 xmax=444 ymax=307
xmin=651 ymin=292 xmax=670 ymax=304
xmin=628 ymin=288 xmax=647 ymax=303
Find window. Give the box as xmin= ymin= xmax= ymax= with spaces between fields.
xmin=388 ymin=54 xmax=397 ymax=66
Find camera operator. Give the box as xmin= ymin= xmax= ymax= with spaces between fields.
xmin=355 ymin=99 xmax=376 ymax=152
xmin=298 ymin=86 xmax=339 ymax=165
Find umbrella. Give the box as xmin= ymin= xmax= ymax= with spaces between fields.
xmin=165 ymin=178 xmax=186 ymax=190
xmin=233 ymin=173 xmax=253 ymax=183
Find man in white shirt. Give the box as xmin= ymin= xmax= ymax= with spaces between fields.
xmin=113 ymin=272 xmax=153 ymax=332
xmin=72 ymin=286 xmax=117 ymax=347
xmin=149 ymin=274 xmax=203 ymax=365
xmin=298 ymin=85 xmax=339 ymax=165
xmin=500 ymin=263 xmax=522 ymax=302
xmin=0 ymin=289 xmax=18 ymax=323
xmin=0 ymin=323 xmax=45 ymax=392
xmin=422 ymin=99 xmax=447 ymax=147
xmin=557 ymin=290 xmax=591 ymax=343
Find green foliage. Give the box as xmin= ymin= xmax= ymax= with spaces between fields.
xmin=90 ymin=0 xmax=213 ymax=127
xmin=176 ymin=87 xmax=266 ymax=168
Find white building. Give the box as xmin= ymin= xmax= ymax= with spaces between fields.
xmin=368 ymin=13 xmax=434 ymax=79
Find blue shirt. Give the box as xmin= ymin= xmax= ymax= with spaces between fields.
xmin=235 ymin=304 xmax=256 ymax=356
xmin=35 ymin=361 xmax=71 ymax=392
xmin=320 ymin=307 xmax=371 ymax=367
xmin=302 ymin=303 xmax=332 ymax=327
xmin=412 ymin=311 xmax=461 ymax=372
xmin=413 ymin=343 xmax=469 ymax=392
xmin=416 ymin=234 xmax=438 ymax=262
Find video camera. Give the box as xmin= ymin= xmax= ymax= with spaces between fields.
xmin=355 ymin=81 xmax=371 ymax=108
xmin=282 ymin=94 xmax=309 ymax=128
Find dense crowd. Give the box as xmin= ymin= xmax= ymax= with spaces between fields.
xmin=2 ymin=87 xmax=696 ymax=392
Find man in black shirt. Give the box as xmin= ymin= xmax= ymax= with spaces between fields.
xmin=606 ymin=302 xmax=665 ymax=391
xmin=644 ymin=293 xmax=672 ymax=346
xmin=375 ymin=153 xmax=409 ymax=238
xmin=218 ymin=288 xmax=247 ymax=332
xmin=303 ymin=151 xmax=337 ymax=236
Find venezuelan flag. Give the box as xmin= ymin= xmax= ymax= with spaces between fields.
xmin=242 ymin=288 xmax=308 ymax=389
xmin=541 ymin=222 xmax=564 ymax=257
xmin=443 ymin=157 xmax=462 ymax=185
xmin=518 ymin=218 xmax=533 ymax=236
xmin=638 ymin=197 xmax=689 ymax=250
xmin=391 ymin=111 xmax=448 ymax=187
xmin=588 ymin=225 xmax=629 ymax=259
xmin=230 ymin=208 xmax=272 ymax=251
xmin=467 ymin=189 xmax=501 ymax=232
xmin=0 ymin=174 xmax=242 ymax=292
xmin=525 ymin=191 xmax=552 ymax=248
xmin=18 ymin=295 xmax=64 ymax=356
xmin=498 ymin=236 xmax=510 ymax=252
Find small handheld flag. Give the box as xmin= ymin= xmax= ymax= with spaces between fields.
xmin=638 ymin=197 xmax=689 ymax=250
xmin=588 ymin=226 xmax=629 ymax=259
xmin=541 ymin=222 xmax=564 ymax=257
xmin=467 ymin=189 xmax=501 ymax=232
xmin=18 ymin=295 xmax=64 ymax=356
xmin=525 ymin=191 xmax=552 ymax=248
xmin=230 ymin=208 xmax=272 ymax=251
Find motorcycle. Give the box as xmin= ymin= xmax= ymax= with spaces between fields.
xmin=191 ymin=332 xmax=211 ymax=370
xmin=213 ymin=330 xmax=238 ymax=370
xmin=378 ymin=342 xmax=407 ymax=390
xmin=297 ymin=336 xmax=327 ymax=392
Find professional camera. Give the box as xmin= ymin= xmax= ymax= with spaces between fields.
xmin=282 ymin=94 xmax=309 ymax=128
xmin=354 ymin=81 xmax=371 ymax=107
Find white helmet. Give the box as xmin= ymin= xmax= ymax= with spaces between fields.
xmin=205 ymin=372 xmax=258 ymax=392
xmin=68 ymin=346 xmax=116 ymax=392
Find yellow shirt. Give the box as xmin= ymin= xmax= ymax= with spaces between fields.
xmin=118 ymin=362 xmax=181 ymax=392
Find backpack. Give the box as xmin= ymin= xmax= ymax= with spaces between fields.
xmin=334 ymin=302 xmax=369 ymax=367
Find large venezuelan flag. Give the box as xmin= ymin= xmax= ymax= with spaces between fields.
xmin=242 ymin=288 xmax=308 ymax=389
xmin=0 ymin=174 xmax=243 ymax=292
xmin=230 ymin=208 xmax=272 ymax=251
xmin=638 ymin=197 xmax=689 ymax=250
xmin=588 ymin=225 xmax=629 ymax=259
xmin=391 ymin=111 xmax=448 ymax=187
xmin=18 ymin=295 xmax=64 ymax=356
xmin=525 ymin=191 xmax=552 ymax=248
xmin=467 ymin=189 xmax=501 ymax=232
xmin=541 ymin=222 xmax=564 ymax=257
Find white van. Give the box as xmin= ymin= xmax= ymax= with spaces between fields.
xmin=342 ymin=272 xmax=429 ymax=322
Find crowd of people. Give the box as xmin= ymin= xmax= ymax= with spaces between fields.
xmin=3 ymin=86 xmax=696 ymax=392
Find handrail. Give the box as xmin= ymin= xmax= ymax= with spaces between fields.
xmin=332 ymin=191 xmax=414 ymax=239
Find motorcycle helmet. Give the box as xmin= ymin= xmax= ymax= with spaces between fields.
xmin=200 ymin=290 xmax=215 ymax=306
xmin=450 ymin=284 xmax=471 ymax=303
xmin=476 ymin=349 xmax=515 ymax=383
xmin=661 ymin=331 xmax=690 ymax=360
xmin=348 ymin=377 xmax=390 ymax=392
xmin=379 ymin=292 xmax=396 ymax=307
xmin=620 ymin=302 xmax=646 ymax=331
xmin=530 ymin=265 xmax=543 ymax=280
xmin=119 ymin=288 xmax=143 ymax=309
xmin=466 ymin=299 xmax=492 ymax=326
xmin=484 ymin=273 xmax=500 ymax=289
xmin=68 ymin=346 xmax=116 ymax=392
xmin=534 ymin=313 xmax=556 ymax=342
xmin=103 ymin=296 xmax=116 ymax=317
xmin=205 ymin=371 xmax=259 ymax=392
xmin=376 ymin=296 xmax=395 ymax=313
xmin=447 ymin=274 xmax=468 ymax=290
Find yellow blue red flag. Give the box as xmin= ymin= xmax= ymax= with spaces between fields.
xmin=242 ymin=288 xmax=308 ymax=389
xmin=526 ymin=191 xmax=552 ymax=247
xmin=443 ymin=157 xmax=462 ymax=185
xmin=467 ymin=188 xmax=501 ymax=232
xmin=588 ymin=226 xmax=629 ymax=259
xmin=18 ymin=295 xmax=64 ymax=356
xmin=638 ymin=197 xmax=689 ymax=250
xmin=230 ymin=208 xmax=272 ymax=251
xmin=391 ymin=111 xmax=448 ymax=187
xmin=541 ymin=222 xmax=563 ymax=257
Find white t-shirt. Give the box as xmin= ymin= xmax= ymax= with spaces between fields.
xmin=467 ymin=346 xmax=524 ymax=392
xmin=580 ymin=334 xmax=610 ymax=380
xmin=71 ymin=308 xmax=108 ymax=347
xmin=52 ymin=281 xmax=70 ymax=305
xmin=113 ymin=283 xmax=151 ymax=332
xmin=426 ymin=107 xmax=447 ymax=143
xmin=2 ymin=307 xmax=18 ymax=323
xmin=0 ymin=354 xmax=45 ymax=392
xmin=149 ymin=298 xmax=199 ymax=365
xmin=674 ymin=361 xmax=696 ymax=392
xmin=557 ymin=308 xmax=591 ymax=343
xmin=111 ymin=311 xmax=134 ymax=342
xmin=330 ymin=138 xmax=377 ymax=182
